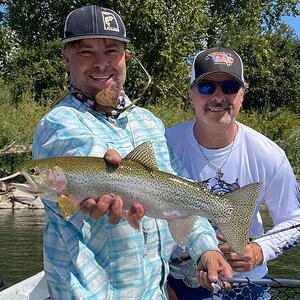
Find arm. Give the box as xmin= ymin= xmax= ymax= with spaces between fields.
xmin=256 ymin=156 xmax=300 ymax=262
xmin=32 ymin=107 xmax=110 ymax=159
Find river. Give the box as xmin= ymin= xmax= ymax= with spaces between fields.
xmin=0 ymin=208 xmax=299 ymax=291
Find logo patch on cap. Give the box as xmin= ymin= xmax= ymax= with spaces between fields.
xmin=102 ymin=11 xmax=120 ymax=32
xmin=206 ymin=51 xmax=234 ymax=66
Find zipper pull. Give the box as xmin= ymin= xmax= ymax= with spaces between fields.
xmin=142 ymin=226 xmax=150 ymax=258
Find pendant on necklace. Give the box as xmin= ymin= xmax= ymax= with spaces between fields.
xmin=193 ymin=123 xmax=238 ymax=182
xmin=216 ymin=169 xmax=224 ymax=180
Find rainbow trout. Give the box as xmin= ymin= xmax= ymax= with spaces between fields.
xmin=12 ymin=142 xmax=261 ymax=257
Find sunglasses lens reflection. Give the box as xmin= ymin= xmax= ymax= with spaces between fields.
xmin=197 ymin=81 xmax=240 ymax=95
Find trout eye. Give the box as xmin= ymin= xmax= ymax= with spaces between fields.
xmin=29 ymin=168 xmax=39 ymax=175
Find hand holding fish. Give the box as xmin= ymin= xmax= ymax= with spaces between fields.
xmin=80 ymin=149 xmax=145 ymax=226
xmin=197 ymin=250 xmax=233 ymax=290
xmin=217 ymin=234 xmax=263 ymax=272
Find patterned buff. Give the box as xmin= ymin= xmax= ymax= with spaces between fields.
xmin=68 ymin=83 xmax=126 ymax=117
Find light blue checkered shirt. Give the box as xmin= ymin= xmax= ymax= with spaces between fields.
xmin=32 ymin=94 xmax=219 ymax=300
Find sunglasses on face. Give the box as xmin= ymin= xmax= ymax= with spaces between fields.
xmin=196 ymin=80 xmax=242 ymax=95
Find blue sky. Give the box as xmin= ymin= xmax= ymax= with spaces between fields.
xmin=282 ymin=15 xmax=300 ymax=37
xmin=281 ymin=3 xmax=300 ymax=37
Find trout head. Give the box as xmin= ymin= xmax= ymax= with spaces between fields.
xmin=11 ymin=161 xmax=67 ymax=201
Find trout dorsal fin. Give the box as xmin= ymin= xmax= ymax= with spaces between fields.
xmin=125 ymin=141 xmax=158 ymax=170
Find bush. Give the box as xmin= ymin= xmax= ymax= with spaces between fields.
xmin=279 ymin=127 xmax=300 ymax=176
xmin=147 ymin=104 xmax=194 ymax=129
xmin=0 ymin=81 xmax=49 ymax=149
xmin=238 ymin=107 xmax=300 ymax=143
xmin=0 ymin=152 xmax=32 ymax=179
xmin=0 ymin=81 xmax=49 ymax=178
xmin=0 ymin=97 xmax=299 ymax=177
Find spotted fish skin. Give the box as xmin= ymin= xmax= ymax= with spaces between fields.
xmin=12 ymin=142 xmax=261 ymax=257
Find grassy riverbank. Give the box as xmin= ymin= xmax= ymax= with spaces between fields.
xmin=0 ymin=85 xmax=300 ymax=178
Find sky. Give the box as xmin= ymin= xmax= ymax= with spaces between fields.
xmin=281 ymin=3 xmax=300 ymax=37
xmin=282 ymin=15 xmax=300 ymax=37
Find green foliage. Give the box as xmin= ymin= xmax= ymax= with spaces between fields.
xmin=0 ymin=80 xmax=49 ymax=149
xmin=0 ymin=81 xmax=49 ymax=177
xmin=0 ymin=0 xmax=74 ymax=46
xmin=279 ymin=127 xmax=300 ymax=175
xmin=147 ymin=104 xmax=194 ymax=129
xmin=0 ymin=0 xmax=299 ymax=112
xmin=236 ymin=108 xmax=300 ymax=174
xmin=0 ymin=152 xmax=31 ymax=178
xmin=2 ymin=38 xmax=66 ymax=104
xmin=237 ymin=107 xmax=300 ymax=143
xmin=236 ymin=33 xmax=300 ymax=112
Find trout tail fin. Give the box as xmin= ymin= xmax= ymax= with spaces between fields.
xmin=217 ymin=182 xmax=262 ymax=257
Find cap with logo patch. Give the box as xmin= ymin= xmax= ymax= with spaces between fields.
xmin=62 ymin=5 xmax=130 ymax=45
xmin=190 ymin=47 xmax=245 ymax=86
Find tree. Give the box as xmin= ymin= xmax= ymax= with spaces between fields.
xmin=181 ymin=0 xmax=300 ymax=111
xmin=0 ymin=0 xmax=299 ymax=111
xmin=2 ymin=37 xmax=66 ymax=103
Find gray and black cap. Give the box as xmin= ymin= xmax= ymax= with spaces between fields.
xmin=62 ymin=5 xmax=130 ymax=45
xmin=190 ymin=47 xmax=245 ymax=86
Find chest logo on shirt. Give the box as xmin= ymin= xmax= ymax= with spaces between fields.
xmin=203 ymin=177 xmax=240 ymax=195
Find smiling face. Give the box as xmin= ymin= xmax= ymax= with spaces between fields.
xmin=63 ymin=38 xmax=128 ymax=107
xmin=189 ymin=73 xmax=244 ymax=129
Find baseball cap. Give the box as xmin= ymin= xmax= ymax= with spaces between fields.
xmin=62 ymin=5 xmax=130 ymax=45
xmin=190 ymin=47 xmax=245 ymax=86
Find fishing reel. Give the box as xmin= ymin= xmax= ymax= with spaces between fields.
xmin=169 ymin=258 xmax=200 ymax=288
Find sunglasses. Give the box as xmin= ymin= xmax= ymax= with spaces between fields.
xmin=196 ymin=80 xmax=241 ymax=95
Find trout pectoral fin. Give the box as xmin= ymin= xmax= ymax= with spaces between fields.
xmin=168 ymin=216 xmax=198 ymax=248
xmin=57 ymin=195 xmax=79 ymax=221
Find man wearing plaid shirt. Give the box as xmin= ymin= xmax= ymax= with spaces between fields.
xmin=32 ymin=5 xmax=231 ymax=299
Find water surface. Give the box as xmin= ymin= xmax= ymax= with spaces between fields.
xmin=0 ymin=208 xmax=299 ymax=291
xmin=0 ymin=209 xmax=46 ymax=289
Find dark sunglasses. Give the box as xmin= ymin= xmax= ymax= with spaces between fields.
xmin=197 ymin=80 xmax=241 ymax=95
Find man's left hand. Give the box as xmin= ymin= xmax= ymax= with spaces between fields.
xmin=197 ymin=250 xmax=232 ymax=290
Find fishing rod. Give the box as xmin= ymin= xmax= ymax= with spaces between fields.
xmin=249 ymin=223 xmax=300 ymax=241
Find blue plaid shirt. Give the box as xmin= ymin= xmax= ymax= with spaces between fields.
xmin=32 ymin=94 xmax=219 ymax=300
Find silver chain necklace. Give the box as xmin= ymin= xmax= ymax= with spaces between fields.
xmin=193 ymin=123 xmax=237 ymax=180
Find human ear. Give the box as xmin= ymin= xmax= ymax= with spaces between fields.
xmin=62 ymin=49 xmax=70 ymax=71
xmin=125 ymin=49 xmax=132 ymax=61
